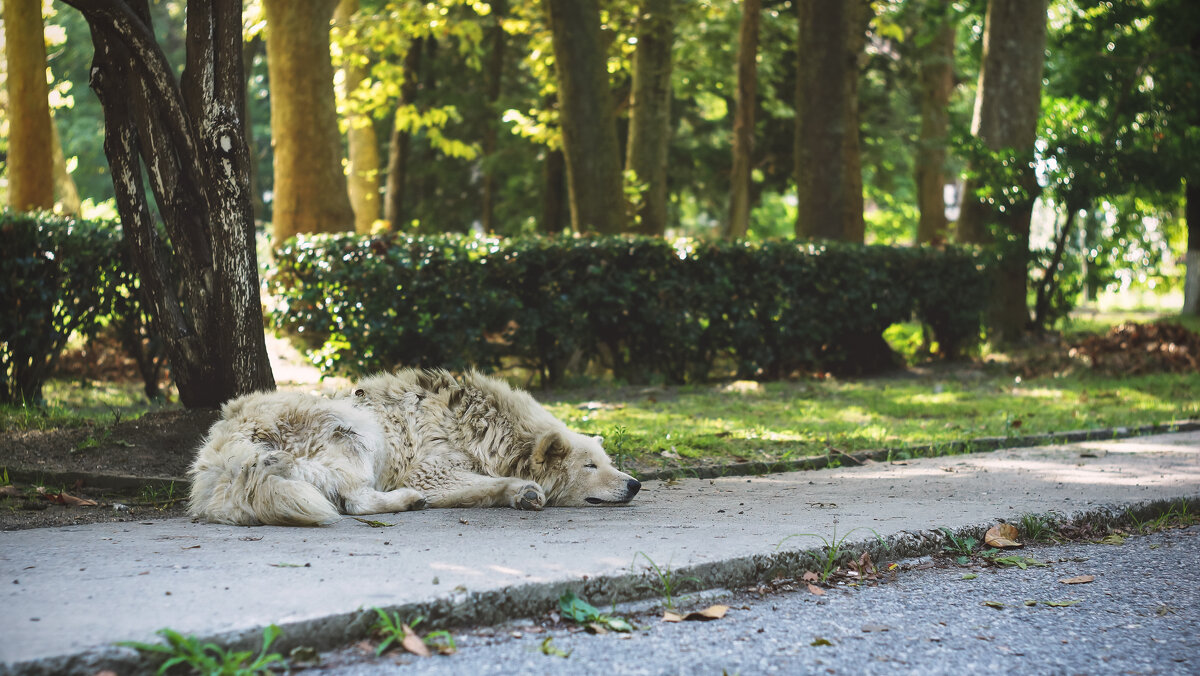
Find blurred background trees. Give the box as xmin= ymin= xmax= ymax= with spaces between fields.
xmin=4 ymin=0 xmax=1198 ymax=344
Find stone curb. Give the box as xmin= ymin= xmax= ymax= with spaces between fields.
xmin=7 ymin=494 xmax=1195 ymax=676
xmin=5 ymin=420 xmax=1197 ymax=494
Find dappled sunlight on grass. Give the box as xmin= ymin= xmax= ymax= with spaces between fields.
xmin=1 ymin=379 xmax=176 ymax=432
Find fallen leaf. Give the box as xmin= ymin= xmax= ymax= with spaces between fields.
xmin=1024 ymin=600 xmax=1037 ymax=607
xmin=1043 ymin=599 xmax=1082 ymax=607
xmin=1059 ymin=575 xmax=1094 ymax=585
xmin=961 ymin=573 xmax=978 ymax=580
xmin=985 ymin=523 xmax=1022 ymax=549
xmin=811 ymin=637 xmax=833 ymax=646
xmin=181 ymin=545 xmax=201 ymax=550
xmin=688 ymin=605 xmax=729 ymax=621
xmin=982 ymin=601 xmax=1005 ymax=610
xmin=352 ymin=517 xmax=393 ymax=528
xmin=540 ymin=636 xmax=571 ymax=658
xmin=400 ymin=624 xmax=431 ymax=657
xmin=861 ymin=624 xmax=890 ymax=633
xmin=1098 ymin=534 xmax=1125 ymax=546
xmin=802 ymin=571 xmax=819 ymax=583
xmin=806 ymin=583 xmax=826 ymax=596
xmin=662 ymin=611 xmax=684 ymax=623
xmin=0 ymin=485 xmax=20 ymax=498
xmin=586 ymin=622 xmax=608 ymax=635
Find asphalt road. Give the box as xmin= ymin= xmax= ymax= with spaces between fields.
xmin=315 ymin=524 xmax=1200 ymax=675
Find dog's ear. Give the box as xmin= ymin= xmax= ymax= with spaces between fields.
xmin=533 ymin=431 xmax=569 ymax=465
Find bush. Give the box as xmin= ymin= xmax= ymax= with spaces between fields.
xmin=270 ymin=233 xmax=989 ymax=384
xmin=0 ymin=211 xmax=164 ymax=406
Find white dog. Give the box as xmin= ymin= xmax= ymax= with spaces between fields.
xmin=188 ymin=370 xmax=641 ymax=526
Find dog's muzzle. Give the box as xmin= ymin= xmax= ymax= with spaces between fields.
xmin=585 ymin=478 xmax=642 ymax=505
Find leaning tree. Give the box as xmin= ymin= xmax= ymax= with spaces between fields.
xmin=60 ymin=0 xmax=274 ymax=407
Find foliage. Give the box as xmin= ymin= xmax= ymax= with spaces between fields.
xmin=1 ymin=211 xmax=118 ymax=405
xmin=0 ymin=211 xmax=165 ymax=407
xmin=558 ymin=591 xmax=633 ymax=631
xmin=271 ymin=233 xmax=990 ymax=384
xmin=117 ymin=624 xmax=285 ymax=676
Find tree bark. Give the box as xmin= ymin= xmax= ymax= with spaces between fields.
xmin=263 ymin=0 xmax=354 ymax=242
xmin=727 ymin=0 xmax=760 ymax=240
xmin=384 ymin=37 xmax=422 ymax=228
xmin=625 ymin=0 xmax=674 ymax=236
xmin=334 ymin=0 xmax=382 ymax=235
xmin=1185 ymin=179 xmax=1200 ymax=316
xmin=3 ymin=0 xmax=56 ymax=211
xmin=793 ymin=0 xmax=866 ymax=241
xmin=63 ymin=0 xmax=275 ymax=408
xmin=956 ymin=0 xmax=1048 ymax=342
xmin=914 ymin=3 xmax=955 ymax=244
xmin=541 ymin=147 xmax=567 ymax=234
xmin=480 ymin=0 xmax=506 ymax=233
xmin=546 ymin=0 xmax=626 ymax=235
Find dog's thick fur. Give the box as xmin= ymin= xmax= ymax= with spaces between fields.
xmin=188 ymin=370 xmax=641 ymax=526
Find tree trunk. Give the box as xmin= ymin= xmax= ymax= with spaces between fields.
xmin=793 ymin=0 xmax=866 ymax=241
xmin=50 ymin=115 xmax=82 ymax=215
xmin=625 ymin=0 xmax=674 ymax=236
xmin=384 ymin=37 xmax=423 ymax=228
xmin=62 ymin=0 xmax=275 ymax=408
xmin=335 ymin=0 xmax=382 ymax=235
xmin=541 ymin=147 xmax=567 ymax=234
xmin=1185 ymin=179 xmax=1200 ymax=316
xmin=263 ymin=0 xmax=354 ymax=242
xmin=3 ymin=0 xmax=56 ymax=211
xmin=242 ymin=34 xmax=266 ymax=220
xmin=841 ymin=0 xmax=868 ymax=243
xmin=956 ymin=0 xmax=1048 ymax=342
xmin=480 ymin=0 xmax=506 ymax=233
xmin=727 ymin=0 xmax=760 ymax=240
xmin=545 ymin=0 xmax=626 ymax=235
xmin=914 ymin=4 xmax=955 ymax=244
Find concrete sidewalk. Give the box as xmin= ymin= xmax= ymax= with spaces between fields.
xmin=3 ymin=431 xmax=1199 ymax=675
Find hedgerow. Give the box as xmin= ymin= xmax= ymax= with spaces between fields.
xmin=270 ymin=233 xmax=989 ymax=385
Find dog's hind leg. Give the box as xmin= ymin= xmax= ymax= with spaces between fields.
xmin=341 ymin=486 xmax=428 ymax=515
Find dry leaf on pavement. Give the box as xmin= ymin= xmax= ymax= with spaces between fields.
xmin=1059 ymin=575 xmax=1095 ymax=585
xmin=806 ymin=583 xmax=826 ymax=596
xmin=401 ymin=624 xmax=431 ymax=657
xmin=985 ymin=523 xmax=1021 ymax=548
xmin=662 ymin=605 xmax=729 ymax=623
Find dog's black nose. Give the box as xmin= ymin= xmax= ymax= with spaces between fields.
xmin=626 ymin=478 xmax=641 ymax=498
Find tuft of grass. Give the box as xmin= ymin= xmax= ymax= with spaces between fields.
xmin=370 ymin=608 xmax=455 ymax=656
xmin=778 ymin=526 xmax=883 ymax=583
xmin=632 ymin=552 xmax=697 ymax=610
xmin=117 ymin=624 xmax=285 ymax=676
xmin=1019 ymin=513 xmax=1062 ymax=543
xmin=558 ymin=591 xmax=633 ymax=632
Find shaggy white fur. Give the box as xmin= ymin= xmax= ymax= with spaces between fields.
xmin=188 ymin=370 xmax=640 ymax=526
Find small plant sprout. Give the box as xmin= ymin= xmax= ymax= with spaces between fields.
xmin=1019 ymin=512 xmax=1060 ymax=543
xmin=633 ymin=552 xmax=698 ymax=610
xmin=370 ymin=608 xmax=454 ymax=656
xmin=117 ymin=624 xmax=285 ymax=676
xmin=558 ymin=591 xmax=633 ymax=632
xmin=777 ymin=526 xmax=883 ymax=583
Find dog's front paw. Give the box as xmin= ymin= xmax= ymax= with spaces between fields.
xmin=511 ymin=483 xmax=545 ymax=511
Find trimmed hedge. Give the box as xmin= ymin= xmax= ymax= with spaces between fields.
xmin=271 ymin=233 xmax=989 ymax=384
xmin=0 ymin=210 xmax=163 ymax=405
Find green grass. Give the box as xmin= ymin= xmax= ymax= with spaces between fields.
xmin=543 ymin=370 xmax=1199 ymax=472
xmin=117 ymin=624 xmax=285 ymax=675
xmin=1 ymin=379 xmax=175 ymax=433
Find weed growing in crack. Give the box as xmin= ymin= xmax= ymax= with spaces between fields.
xmin=778 ymin=525 xmax=884 ymax=583
xmin=118 ymin=624 xmax=285 ymax=675
xmin=633 ymin=551 xmax=698 ymax=610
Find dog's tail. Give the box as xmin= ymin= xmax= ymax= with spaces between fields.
xmin=189 ymin=458 xmax=340 ymax=527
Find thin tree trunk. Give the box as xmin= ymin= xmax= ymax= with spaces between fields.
xmin=546 ymin=0 xmax=626 ymax=235
xmin=794 ymin=0 xmax=860 ymax=240
xmin=727 ymin=0 xmax=760 ymax=240
xmin=915 ymin=5 xmax=955 ymax=244
xmin=49 ymin=115 xmax=82 ymax=215
xmin=541 ymin=147 xmax=567 ymax=234
xmin=3 ymin=0 xmax=56 ymax=211
xmin=242 ymin=34 xmax=265 ymax=221
xmin=335 ymin=0 xmax=382 ymax=234
xmin=1185 ymin=179 xmax=1200 ymax=316
xmin=264 ymin=0 xmax=355 ymax=242
xmin=841 ymin=0 xmax=868 ymax=243
xmin=1033 ymin=202 xmax=1080 ymax=328
xmin=63 ymin=0 xmax=275 ymax=407
xmin=625 ymin=0 xmax=674 ymax=235
xmin=481 ymin=0 xmax=506 ymax=233
xmin=384 ymin=37 xmax=423 ymax=228
xmin=956 ymin=0 xmax=1048 ymax=342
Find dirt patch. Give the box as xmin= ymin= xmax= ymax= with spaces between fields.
xmin=1069 ymin=321 xmax=1200 ymax=375
xmin=0 ymin=408 xmax=215 ymax=531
